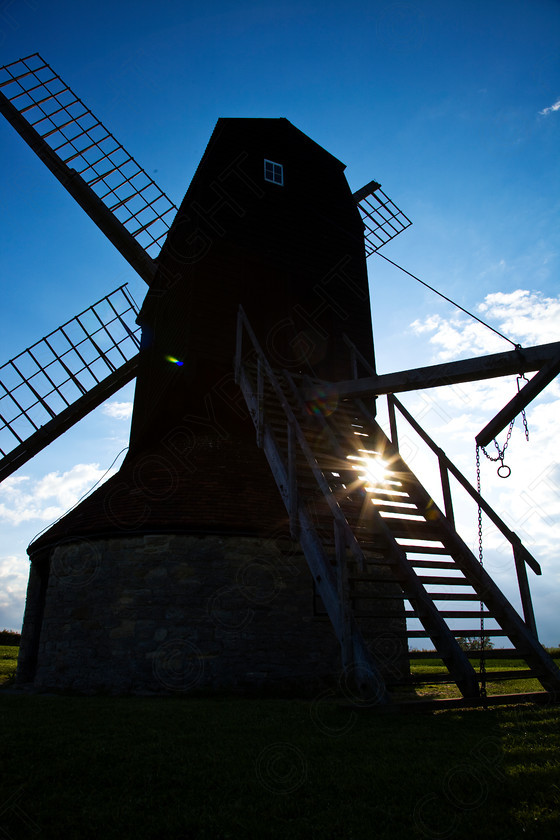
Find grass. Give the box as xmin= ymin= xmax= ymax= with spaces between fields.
xmin=409 ymin=652 xmax=560 ymax=701
xmin=1 ymin=647 xmax=559 ymax=838
xmin=0 ymin=644 xmax=18 ymax=686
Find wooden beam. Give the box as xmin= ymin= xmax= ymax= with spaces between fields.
xmin=352 ymin=179 xmax=382 ymax=201
xmin=476 ymin=352 xmax=560 ymax=447
xmin=325 ymin=341 xmax=560 ymax=400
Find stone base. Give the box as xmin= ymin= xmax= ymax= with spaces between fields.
xmin=18 ymin=533 xmax=409 ymax=695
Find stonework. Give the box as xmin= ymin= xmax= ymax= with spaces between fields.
xmin=18 ymin=533 xmax=409 ymax=695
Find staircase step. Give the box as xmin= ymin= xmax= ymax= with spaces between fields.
xmin=385 ymin=520 xmax=444 ymax=538
xmin=465 ymin=648 xmax=526 ymax=660
xmin=373 ymin=503 xmax=423 ymax=516
xmin=410 ymin=669 xmax=538 ymax=684
xmin=401 ymin=545 xmax=449 ymax=555
xmin=367 ymin=490 xmax=413 ymax=502
xmin=416 ymin=576 xmax=474 ymax=586
xmin=408 ymin=559 xmax=457 ymax=569
xmin=351 ymin=585 xmax=403 ymax=598
xmin=478 ymin=669 xmax=539 ymax=681
xmin=406 ymin=629 xmax=510 ymax=638
xmin=429 ymin=593 xmax=482 ymax=601
xmin=407 ymin=648 xmax=526 ymax=660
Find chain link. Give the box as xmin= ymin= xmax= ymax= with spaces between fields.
xmin=480 ymin=375 xmax=530 ymax=476
xmin=518 ymin=375 xmax=530 ymax=442
xmin=476 ymin=445 xmax=488 ymax=704
xmin=476 ymin=380 xmax=531 ymax=703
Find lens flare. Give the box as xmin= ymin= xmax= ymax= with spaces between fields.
xmin=165 ymin=355 xmax=184 ymax=366
xmin=346 ymin=452 xmax=388 ymax=487
xmin=305 ymin=386 xmax=338 ymax=417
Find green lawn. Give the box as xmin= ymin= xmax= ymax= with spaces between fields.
xmin=0 ymin=644 xmax=18 ymax=685
xmin=1 ymin=646 xmax=559 ymax=839
xmin=409 ymin=652 xmax=560 ymax=700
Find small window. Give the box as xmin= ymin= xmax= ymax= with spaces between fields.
xmin=264 ymin=159 xmax=283 ymax=185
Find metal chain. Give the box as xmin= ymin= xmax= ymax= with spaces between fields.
xmin=476 ymin=444 xmax=488 ymax=705
xmin=480 ymin=375 xmax=530 ymax=478
xmin=476 ymin=380 xmax=530 ymax=704
xmin=518 ymin=375 xmax=530 ymax=442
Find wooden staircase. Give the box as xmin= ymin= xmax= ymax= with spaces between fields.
xmin=235 ymin=307 xmax=560 ymax=705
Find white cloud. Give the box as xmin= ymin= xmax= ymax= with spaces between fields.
xmin=539 ymin=98 xmax=560 ymax=116
xmin=411 ymin=289 xmax=560 ymax=360
xmin=477 ymin=290 xmax=560 ymax=345
xmin=0 ymin=463 xmax=115 ymax=526
xmin=102 ymin=401 xmax=133 ymax=420
xmin=410 ymin=313 xmax=506 ymax=359
xmin=0 ymin=555 xmax=28 ymax=630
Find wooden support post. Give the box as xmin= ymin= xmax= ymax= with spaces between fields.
xmin=256 ymin=358 xmax=264 ymax=449
xmin=287 ymin=420 xmax=298 ymax=539
xmin=234 ymin=307 xmax=244 ymax=384
xmin=334 ymin=518 xmax=352 ymax=668
xmin=513 ymin=543 xmax=539 ymax=638
xmin=439 ymin=453 xmax=455 ymax=526
xmin=350 ymin=344 xmax=358 ymax=379
xmin=387 ymin=394 xmax=398 ymax=450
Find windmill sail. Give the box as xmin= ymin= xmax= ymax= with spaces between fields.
xmin=0 ymin=53 xmax=178 ymax=284
xmin=0 ymin=285 xmax=140 ymax=484
xmin=353 ymin=180 xmax=412 ymax=256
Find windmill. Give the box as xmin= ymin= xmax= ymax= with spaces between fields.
xmin=1 ymin=54 xmax=559 ymax=703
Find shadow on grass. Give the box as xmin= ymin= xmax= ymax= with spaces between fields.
xmin=1 ymin=692 xmax=558 ymax=839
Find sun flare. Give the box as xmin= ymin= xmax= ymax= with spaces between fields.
xmin=346 ymin=451 xmax=388 ymax=488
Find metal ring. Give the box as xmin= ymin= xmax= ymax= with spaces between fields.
xmin=497 ymin=464 xmax=511 ymax=478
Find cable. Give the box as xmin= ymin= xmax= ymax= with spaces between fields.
xmin=374 ymin=251 xmax=520 ymax=349
xmin=29 ymin=447 xmax=128 ymax=545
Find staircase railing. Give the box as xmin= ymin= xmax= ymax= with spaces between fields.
xmin=235 ymin=307 xmax=368 ymax=568
xmin=342 ymin=335 xmax=540 ymax=637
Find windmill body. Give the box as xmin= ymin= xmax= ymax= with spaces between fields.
xmin=17 ymin=118 xmax=408 ymax=695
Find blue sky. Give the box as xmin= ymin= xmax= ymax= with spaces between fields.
xmin=0 ymin=0 xmax=559 ymax=646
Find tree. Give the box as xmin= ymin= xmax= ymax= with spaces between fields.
xmin=457 ymin=635 xmax=494 ymax=652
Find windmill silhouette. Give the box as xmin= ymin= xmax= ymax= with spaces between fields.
xmin=1 ymin=54 xmax=559 ymax=703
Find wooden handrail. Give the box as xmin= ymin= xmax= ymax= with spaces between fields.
xmin=388 ymin=393 xmax=541 ymax=576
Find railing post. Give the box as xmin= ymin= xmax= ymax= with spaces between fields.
xmin=350 ymin=344 xmax=358 ymax=380
xmin=287 ymin=419 xmax=298 ymax=539
xmin=256 ymin=358 xmax=264 ymax=448
xmin=334 ymin=518 xmax=352 ymax=668
xmin=234 ymin=307 xmax=244 ymax=384
xmin=387 ymin=394 xmax=398 ymax=450
xmin=438 ymin=453 xmax=455 ymax=526
xmin=513 ymin=543 xmax=538 ymax=638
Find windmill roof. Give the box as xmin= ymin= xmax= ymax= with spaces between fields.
xmin=28 ymin=435 xmax=290 ymax=556
xmin=210 ymin=117 xmax=346 ymax=168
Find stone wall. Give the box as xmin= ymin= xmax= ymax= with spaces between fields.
xmin=19 ymin=533 xmax=409 ymax=695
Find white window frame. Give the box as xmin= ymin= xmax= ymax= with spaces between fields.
xmin=264 ymin=159 xmax=284 ymax=185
